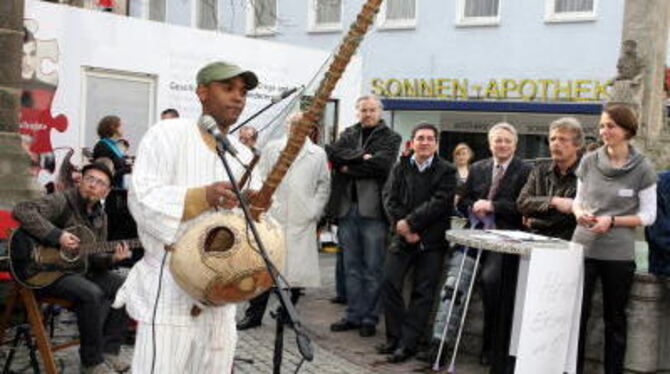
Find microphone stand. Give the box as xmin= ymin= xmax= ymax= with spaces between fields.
xmin=213 ymin=141 xmax=314 ymax=373
xmin=230 ymin=87 xmax=302 ymax=134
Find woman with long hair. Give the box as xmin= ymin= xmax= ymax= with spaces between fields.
xmin=572 ymin=104 xmax=657 ymax=374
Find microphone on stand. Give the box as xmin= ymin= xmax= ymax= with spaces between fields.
xmin=200 ymin=115 xmax=241 ymax=158
xmin=271 ymin=86 xmax=301 ymax=104
xmin=231 ymin=85 xmax=304 ymax=134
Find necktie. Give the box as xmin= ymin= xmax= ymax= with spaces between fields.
xmin=487 ymin=164 xmax=504 ymax=200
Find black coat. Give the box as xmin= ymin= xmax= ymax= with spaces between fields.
xmin=457 ymin=157 xmax=532 ymax=230
xmin=383 ymin=155 xmax=457 ymax=251
xmin=326 ymin=120 xmax=402 ymax=220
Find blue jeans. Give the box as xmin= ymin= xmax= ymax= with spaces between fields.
xmin=338 ymin=204 xmax=387 ymax=326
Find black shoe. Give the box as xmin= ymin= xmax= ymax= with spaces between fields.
xmin=375 ymin=341 xmax=397 ymax=354
xmin=237 ymin=316 xmax=262 ymax=330
xmin=416 ymin=344 xmax=437 ymax=363
xmin=359 ymin=324 xmax=376 ymax=337
xmin=330 ymin=318 xmax=360 ymax=332
xmin=388 ymin=346 xmax=416 ymax=363
xmin=330 ymin=296 xmax=347 ymax=304
xmin=479 ymin=350 xmax=491 ymax=366
xmin=417 ymin=343 xmax=446 ymax=366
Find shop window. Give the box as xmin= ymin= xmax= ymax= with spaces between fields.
xmin=246 ymin=0 xmax=277 ymax=36
xmin=308 ymin=0 xmax=342 ymax=33
xmin=457 ymin=0 xmax=500 ymax=27
xmin=545 ymin=0 xmax=597 ymax=23
xmin=197 ymin=0 xmax=218 ymax=30
xmin=379 ymin=0 xmax=417 ymax=30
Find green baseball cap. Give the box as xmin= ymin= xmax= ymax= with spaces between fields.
xmin=196 ymin=61 xmax=259 ymax=90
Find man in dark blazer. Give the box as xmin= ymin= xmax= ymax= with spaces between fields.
xmin=378 ymin=123 xmax=456 ymax=363
xmin=457 ymin=122 xmax=532 ymax=374
xmin=326 ymin=95 xmax=402 ymax=337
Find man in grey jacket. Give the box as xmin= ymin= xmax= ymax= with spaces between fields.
xmin=326 ymin=95 xmax=401 ymax=337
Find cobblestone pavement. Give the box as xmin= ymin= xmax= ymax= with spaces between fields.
xmin=1 ymin=252 xmax=487 ymax=374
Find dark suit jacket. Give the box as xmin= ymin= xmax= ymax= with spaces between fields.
xmin=326 ymin=120 xmax=402 ymax=220
xmin=457 ymin=157 xmax=532 ymax=230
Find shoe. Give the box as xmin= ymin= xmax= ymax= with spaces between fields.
xmin=103 ymin=353 xmax=130 ymax=373
xmin=479 ymin=350 xmax=491 ymax=366
xmin=330 ymin=296 xmax=347 ymax=304
xmin=415 ymin=346 xmax=435 ymax=363
xmin=388 ymin=346 xmax=416 ymax=363
xmin=375 ymin=341 xmax=398 ymax=354
xmin=359 ymin=324 xmax=376 ymax=337
xmin=81 ymin=363 xmax=115 ymax=374
xmin=237 ymin=316 xmax=262 ymax=330
xmin=417 ymin=343 xmax=445 ymax=366
xmin=330 ymin=318 xmax=360 ymax=332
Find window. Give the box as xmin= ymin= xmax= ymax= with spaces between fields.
xmin=308 ymin=0 xmax=342 ymax=32
xmin=148 ymin=0 xmax=166 ymax=22
xmin=197 ymin=0 xmax=218 ymax=30
xmin=456 ymin=0 xmax=500 ymax=26
xmin=82 ymin=68 xmax=156 ymax=155
xmin=545 ymin=0 xmax=597 ymax=22
xmin=246 ymin=0 xmax=277 ymax=36
xmin=378 ymin=0 xmax=417 ymax=30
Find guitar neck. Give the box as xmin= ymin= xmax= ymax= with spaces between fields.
xmin=79 ymin=239 xmax=142 ymax=254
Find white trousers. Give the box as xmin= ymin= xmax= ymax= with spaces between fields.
xmin=131 ymin=321 xmax=235 ymax=374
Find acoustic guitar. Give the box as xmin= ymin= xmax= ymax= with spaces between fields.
xmin=8 ymin=225 xmax=141 ymax=289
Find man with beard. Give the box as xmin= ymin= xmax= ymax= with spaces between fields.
xmin=113 ymin=61 xmax=259 ymax=373
xmin=517 ymin=117 xmax=584 ymax=240
xmin=13 ymin=162 xmax=131 ymax=374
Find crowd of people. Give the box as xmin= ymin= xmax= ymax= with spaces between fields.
xmin=8 ymin=59 xmax=668 ymax=374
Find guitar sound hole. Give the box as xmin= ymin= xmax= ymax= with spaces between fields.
xmin=59 ymin=248 xmax=80 ymax=263
xmin=204 ymin=227 xmax=235 ymax=253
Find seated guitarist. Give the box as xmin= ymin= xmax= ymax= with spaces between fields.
xmin=12 ymin=161 xmax=131 ymax=374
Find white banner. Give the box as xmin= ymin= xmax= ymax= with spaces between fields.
xmin=513 ymin=243 xmax=583 ymax=374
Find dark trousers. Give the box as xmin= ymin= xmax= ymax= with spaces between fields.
xmin=338 ymin=205 xmax=387 ymax=326
xmin=243 ymin=288 xmax=303 ymax=322
xmin=335 ymin=247 xmax=347 ymax=300
xmin=382 ymin=248 xmax=445 ymax=350
xmin=39 ymin=271 xmax=127 ymax=367
xmin=480 ymin=252 xmax=519 ymax=374
xmin=577 ymin=259 xmax=635 ymax=374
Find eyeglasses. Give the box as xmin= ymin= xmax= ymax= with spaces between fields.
xmin=82 ymin=175 xmax=110 ymax=188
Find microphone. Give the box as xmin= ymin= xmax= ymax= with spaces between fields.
xmin=200 ymin=115 xmax=239 ymax=157
xmin=270 ymin=86 xmax=301 ymax=104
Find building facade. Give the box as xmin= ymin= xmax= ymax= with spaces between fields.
xmin=42 ymin=0 xmax=670 ymax=159
xmin=137 ymin=0 xmax=629 ymax=160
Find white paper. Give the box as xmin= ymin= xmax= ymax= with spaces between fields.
xmin=510 ymin=254 xmax=531 ymax=356
xmin=514 ymin=245 xmax=583 ymax=374
xmin=563 ymin=243 xmax=584 ymax=374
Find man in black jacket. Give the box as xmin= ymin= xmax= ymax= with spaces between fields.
xmin=327 ymin=95 xmax=402 ymax=337
xmin=517 ymin=117 xmax=583 ymax=241
xmin=457 ymin=122 xmax=531 ymax=374
xmin=378 ymin=123 xmax=456 ymax=363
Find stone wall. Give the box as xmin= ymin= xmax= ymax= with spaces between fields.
xmin=622 ymin=0 xmax=670 ymax=169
